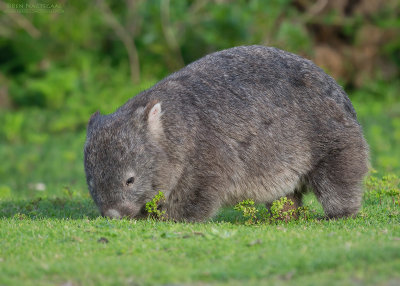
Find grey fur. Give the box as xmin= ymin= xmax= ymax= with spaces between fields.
xmin=84 ymin=45 xmax=369 ymax=221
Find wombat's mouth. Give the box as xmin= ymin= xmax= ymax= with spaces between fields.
xmin=102 ymin=204 xmax=146 ymax=220
xmin=103 ymin=203 xmax=164 ymax=220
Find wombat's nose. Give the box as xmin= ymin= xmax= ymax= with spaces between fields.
xmin=104 ymin=209 xmax=121 ymax=219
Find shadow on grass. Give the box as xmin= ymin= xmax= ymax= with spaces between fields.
xmin=0 ymin=197 xmax=246 ymax=223
xmin=0 ymin=197 xmax=100 ymax=219
xmin=212 ymin=207 xmax=248 ymax=223
xmin=0 ymin=198 xmax=328 ymax=223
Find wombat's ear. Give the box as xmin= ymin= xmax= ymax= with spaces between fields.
xmin=144 ymin=100 xmax=163 ymax=138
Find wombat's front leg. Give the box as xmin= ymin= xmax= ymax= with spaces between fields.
xmin=166 ymin=186 xmax=222 ymax=222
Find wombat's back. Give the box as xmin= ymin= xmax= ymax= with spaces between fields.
xmin=124 ymin=45 xmax=363 ymax=163
xmin=161 ymin=45 xmax=356 ymax=117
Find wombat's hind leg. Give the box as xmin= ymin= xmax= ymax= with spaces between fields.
xmin=308 ymin=145 xmax=368 ymax=219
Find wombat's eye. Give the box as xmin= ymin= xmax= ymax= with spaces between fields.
xmin=126 ymin=177 xmax=135 ymax=186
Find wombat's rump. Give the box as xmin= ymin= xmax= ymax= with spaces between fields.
xmin=84 ymin=46 xmax=369 ymax=221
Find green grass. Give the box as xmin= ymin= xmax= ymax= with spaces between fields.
xmin=1 ymin=82 xmax=400 ymax=285
xmin=0 ymin=193 xmax=399 ymax=286
xmin=351 ymin=81 xmax=400 ymax=174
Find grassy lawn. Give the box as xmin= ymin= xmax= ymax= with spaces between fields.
xmin=1 ymin=194 xmax=400 ymax=286
xmin=1 ymin=83 xmax=400 ymax=285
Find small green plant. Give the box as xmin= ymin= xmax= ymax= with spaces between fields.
xmin=145 ymin=191 xmax=167 ymax=220
xmin=269 ymin=197 xmax=296 ymax=223
xmin=386 ymin=188 xmax=400 ymax=206
xmin=234 ymin=197 xmax=312 ymax=225
xmin=296 ymin=205 xmax=313 ymax=221
xmin=365 ymin=174 xmax=400 ymax=207
xmin=234 ymin=199 xmax=259 ymax=225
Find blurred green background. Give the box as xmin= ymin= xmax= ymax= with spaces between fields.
xmin=0 ymin=0 xmax=399 ymax=199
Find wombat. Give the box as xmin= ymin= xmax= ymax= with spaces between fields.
xmin=84 ymin=45 xmax=369 ymax=221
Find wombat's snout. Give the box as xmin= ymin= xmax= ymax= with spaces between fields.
xmin=103 ymin=209 xmax=121 ymax=219
xmin=102 ymin=205 xmax=142 ymax=219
